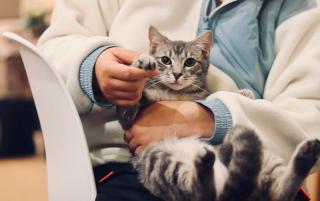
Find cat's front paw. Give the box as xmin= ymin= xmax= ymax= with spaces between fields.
xmin=293 ymin=138 xmax=320 ymax=177
xmin=132 ymin=54 xmax=156 ymax=70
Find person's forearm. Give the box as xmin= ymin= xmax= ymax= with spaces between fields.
xmin=168 ymin=101 xmax=215 ymax=138
xmin=125 ymin=101 xmax=216 ymax=153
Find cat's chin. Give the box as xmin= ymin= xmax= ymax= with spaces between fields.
xmin=164 ymin=83 xmax=187 ymax=91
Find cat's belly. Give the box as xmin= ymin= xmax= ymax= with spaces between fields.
xmin=144 ymin=88 xmax=204 ymax=101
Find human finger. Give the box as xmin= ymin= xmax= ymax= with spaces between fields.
xmin=107 ymin=90 xmax=141 ymax=100
xmin=112 ymin=98 xmax=141 ymax=107
xmin=107 ymin=61 xmax=158 ymax=81
xmin=135 ymin=146 xmax=144 ymax=155
xmin=123 ymin=131 xmax=133 ymax=143
xmin=128 ymin=138 xmax=140 ymax=153
xmin=112 ymin=48 xmax=140 ymax=65
xmin=108 ymin=79 xmax=143 ymax=92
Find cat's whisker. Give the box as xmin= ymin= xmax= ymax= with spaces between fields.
xmin=146 ymin=80 xmax=163 ymax=89
xmin=191 ymin=83 xmax=210 ymax=94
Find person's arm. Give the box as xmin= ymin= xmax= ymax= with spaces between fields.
xmin=127 ymin=8 xmax=320 ymax=172
xmin=37 ymin=0 xmax=123 ymax=112
xmin=201 ymin=7 xmax=320 ymax=166
xmin=124 ymin=101 xmax=215 ymax=153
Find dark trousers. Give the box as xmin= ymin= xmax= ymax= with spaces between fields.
xmin=94 ymin=162 xmax=164 ymax=201
xmin=94 ymin=163 xmax=309 ymax=201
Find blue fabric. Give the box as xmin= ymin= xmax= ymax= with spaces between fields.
xmin=79 ymin=45 xmax=115 ymax=109
xmin=198 ymin=0 xmax=316 ymax=98
xmin=197 ymin=99 xmax=233 ymax=145
xmin=196 ymin=0 xmax=316 ymax=144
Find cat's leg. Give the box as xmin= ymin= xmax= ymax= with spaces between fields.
xmin=218 ymin=125 xmax=262 ymax=201
xmin=238 ymin=88 xmax=255 ymax=99
xmin=133 ymin=137 xmax=216 ymax=201
xmin=117 ymin=104 xmax=140 ymax=130
xmin=270 ymin=138 xmax=320 ymax=201
xmin=193 ymin=147 xmax=216 ymax=201
xmin=117 ymin=54 xmax=156 ymax=130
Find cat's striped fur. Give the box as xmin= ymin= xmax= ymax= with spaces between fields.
xmin=133 ymin=125 xmax=320 ymax=201
xmin=117 ymin=26 xmax=254 ymax=129
xmin=116 ymin=27 xmax=320 ymax=201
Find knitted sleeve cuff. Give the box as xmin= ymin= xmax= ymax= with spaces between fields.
xmin=196 ymin=99 xmax=233 ymax=145
xmin=79 ymin=45 xmax=115 ymax=108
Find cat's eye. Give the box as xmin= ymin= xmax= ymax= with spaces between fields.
xmin=161 ymin=56 xmax=172 ymax=65
xmin=184 ymin=58 xmax=196 ymax=67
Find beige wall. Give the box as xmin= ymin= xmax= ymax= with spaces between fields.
xmin=20 ymin=0 xmax=55 ymax=15
xmin=0 ymin=0 xmax=20 ymax=18
xmin=0 ymin=0 xmax=54 ymax=19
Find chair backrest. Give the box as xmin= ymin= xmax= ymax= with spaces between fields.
xmin=2 ymin=32 xmax=97 ymax=201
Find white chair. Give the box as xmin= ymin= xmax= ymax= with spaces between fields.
xmin=2 ymin=32 xmax=97 ymax=201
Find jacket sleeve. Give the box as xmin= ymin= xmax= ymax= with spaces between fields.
xmin=201 ymin=7 xmax=320 ymax=170
xmin=37 ymin=0 xmax=122 ymax=113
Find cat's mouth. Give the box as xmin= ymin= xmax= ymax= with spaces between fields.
xmin=164 ymin=82 xmax=187 ymax=91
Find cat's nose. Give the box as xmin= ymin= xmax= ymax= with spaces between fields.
xmin=173 ymin=73 xmax=183 ymax=80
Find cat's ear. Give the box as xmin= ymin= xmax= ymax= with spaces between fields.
xmin=192 ymin=31 xmax=213 ymax=58
xmin=149 ymin=26 xmax=169 ymax=54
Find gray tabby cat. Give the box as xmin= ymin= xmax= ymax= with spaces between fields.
xmin=118 ymin=27 xmax=320 ymax=201
xmin=133 ymin=125 xmax=320 ymax=201
xmin=117 ymin=26 xmax=253 ymax=130
xmin=118 ymin=26 xmax=212 ymax=130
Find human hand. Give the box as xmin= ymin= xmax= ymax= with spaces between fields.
xmin=95 ymin=47 xmax=158 ymax=107
xmin=124 ymin=101 xmax=215 ymax=154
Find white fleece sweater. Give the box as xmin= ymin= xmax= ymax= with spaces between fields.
xmin=38 ymin=0 xmax=320 ymax=170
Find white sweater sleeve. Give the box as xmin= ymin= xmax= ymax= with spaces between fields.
xmin=206 ymin=8 xmax=320 ymax=169
xmin=37 ymin=0 xmax=122 ymax=113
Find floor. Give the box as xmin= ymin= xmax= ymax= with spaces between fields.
xmin=0 ymin=155 xmax=48 ymax=201
xmin=0 ymin=132 xmax=48 ymax=201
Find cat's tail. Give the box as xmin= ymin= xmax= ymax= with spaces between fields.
xmin=218 ymin=125 xmax=263 ymax=201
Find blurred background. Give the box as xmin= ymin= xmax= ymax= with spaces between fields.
xmin=0 ymin=0 xmax=53 ymax=200
xmin=0 ymin=0 xmax=319 ymax=200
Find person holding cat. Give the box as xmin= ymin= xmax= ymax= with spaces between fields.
xmin=38 ymin=0 xmax=320 ymax=200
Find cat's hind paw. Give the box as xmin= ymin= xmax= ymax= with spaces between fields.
xmin=132 ymin=54 xmax=156 ymax=70
xmin=195 ymin=147 xmax=215 ymax=178
xmin=293 ymin=138 xmax=320 ymax=177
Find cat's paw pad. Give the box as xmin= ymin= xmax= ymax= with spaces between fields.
xmin=294 ymin=138 xmax=320 ymax=176
xmin=239 ymin=89 xmax=255 ymax=99
xmin=132 ymin=54 xmax=156 ymax=70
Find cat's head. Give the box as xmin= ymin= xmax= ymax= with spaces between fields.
xmin=148 ymin=26 xmax=213 ymax=91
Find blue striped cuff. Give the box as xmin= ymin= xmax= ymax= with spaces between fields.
xmin=196 ymin=99 xmax=233 ymax=145
xmin=79 ymin=45 xmax=115 ymax=108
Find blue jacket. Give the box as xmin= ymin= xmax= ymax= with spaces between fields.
xmin=198 ymin=0 xmax=317 ymax=98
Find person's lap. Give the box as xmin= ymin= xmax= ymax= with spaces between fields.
xmin=94 ymin=162 xmax=163 ymax=201
xmin=94 ymin=162 xmax=309 ymax=201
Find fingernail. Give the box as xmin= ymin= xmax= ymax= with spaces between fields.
xmin=125 ymin=131 xmax=132 ymax=140
xmin=151 ymin=70 xmax=160 ymax=76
